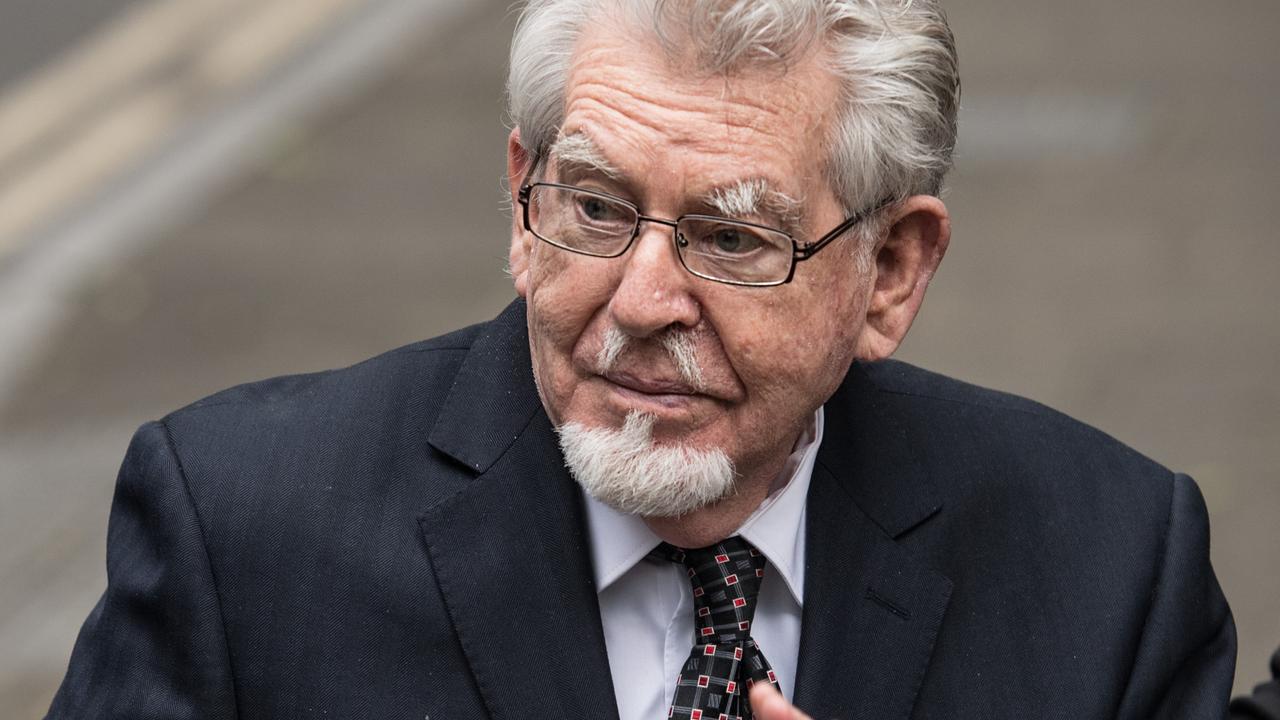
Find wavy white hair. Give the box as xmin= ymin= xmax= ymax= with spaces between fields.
xmin=507 ymin=0 xmax=960 ymax=255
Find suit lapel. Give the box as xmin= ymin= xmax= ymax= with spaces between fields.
xmin=417 ymin=306 xmax=950 ymax=719
xmin=793 ymin=365 xmax=953 ymax=720
xmin=419 ymin=301 xmax=619 ymax=720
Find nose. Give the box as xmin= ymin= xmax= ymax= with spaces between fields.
xmin=607 ymin=222 xmax=702 ymax=337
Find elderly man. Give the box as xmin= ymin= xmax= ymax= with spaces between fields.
xmin=49 ymin=1 xmax=1235 ymax=719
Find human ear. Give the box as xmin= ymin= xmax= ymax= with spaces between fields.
xmin=855 ymin=195 xmax=950 ymax=360
xmin=507 ymin=127 xmax=534 ymax=297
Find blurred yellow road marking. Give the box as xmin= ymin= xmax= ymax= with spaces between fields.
xmin=0 ymin=0 xmax=364 ymax=261
xmin=0 ymin=0 xmax=246 ymax=172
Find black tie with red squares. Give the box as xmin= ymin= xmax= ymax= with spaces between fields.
xmin=650 ymin=536 xmax=780 ymax=720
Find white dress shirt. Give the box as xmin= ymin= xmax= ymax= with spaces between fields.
xmin=583 ymin=409 xmax=824 ymax=720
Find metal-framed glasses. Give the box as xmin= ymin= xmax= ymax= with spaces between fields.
xmin=517 ymin=182 xmax=878 ymax=287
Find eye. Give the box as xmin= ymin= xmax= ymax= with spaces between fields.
xmin=704 ymin=227 xmax=766 ymax=256
xmin=575 ymin=195 xmax=625 ymax=224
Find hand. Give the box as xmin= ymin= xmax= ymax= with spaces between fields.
xmin=749 ymin=682 xmax=813 ymax=720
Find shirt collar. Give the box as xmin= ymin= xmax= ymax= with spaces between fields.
xmin=582 ymin=408 xmax=823 ymax=607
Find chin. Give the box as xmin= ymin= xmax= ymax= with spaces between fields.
xmin=555 ymin=411 xmax=738 ymax=517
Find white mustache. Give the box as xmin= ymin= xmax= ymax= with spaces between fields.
xmin=596 ymin=326 xmax=706 ymax=391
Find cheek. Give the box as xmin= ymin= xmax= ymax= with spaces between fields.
xmin=722 ymin=314 xmax=814 ymax=390
xmin=527 ymin=248 xmax=594 ymax=341
xmin=728 ymin=300 xmax=861 ymax=402
xmin=524 ymin=248 xmax=620 ymax=383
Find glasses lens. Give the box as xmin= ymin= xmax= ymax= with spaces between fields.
xmin=528 ymin=185 xmax=636 ymax=257
xmin=676 ymin=217 xmax=793 ymax=285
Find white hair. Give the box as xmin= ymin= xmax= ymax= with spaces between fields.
xmin=596 ymin=325 xmax=705 ymax=390
xmin=658 ymin=328 xmax=703 ymax=390
xmin=596 ymin=325 xmax=628 ymax=371
xmin=557 ymin=411 xmax=737 ymax=517
xmin=571 ymin=324 xmax=722 ymax=515
xmin=708 ymin=178 xmax=804 ymax=234
xmin=507 ymin=0 xmax=960 ymax=261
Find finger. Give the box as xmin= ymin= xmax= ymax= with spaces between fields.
xmin=748 ymin=682 xmax=813 ymax=720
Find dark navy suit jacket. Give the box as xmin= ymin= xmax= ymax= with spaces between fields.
xmin=48 ymin=300 xmax=1236 ymax=719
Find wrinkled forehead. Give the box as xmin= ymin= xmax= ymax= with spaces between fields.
xmin=559 ymin=12 xmax=842 ymax=193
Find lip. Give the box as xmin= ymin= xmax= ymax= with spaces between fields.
xmin=600 ymin=371 xmax=702 ymax=410
xmin=604 ymin=370 xmax=697 ymax=395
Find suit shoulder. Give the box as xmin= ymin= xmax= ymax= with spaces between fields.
xmin=860 ymin=359 xmax=1060 ymax=419
xmin=160 ymin=320 xmax=484 ymax=437
xmin=859 ymin=359 xmax=1174 ymax=490
xmin=860 ymin=362 xmax=1191 ymax=590
xmin=860 ymin=364 xmax=1229 ymax=712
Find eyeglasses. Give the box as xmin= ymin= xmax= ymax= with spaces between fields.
xmin=517 ymin=182 xmax=879 ymax=287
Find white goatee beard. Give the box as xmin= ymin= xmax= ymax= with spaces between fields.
xmin=556 ymin=411 xmax=737 ymax=518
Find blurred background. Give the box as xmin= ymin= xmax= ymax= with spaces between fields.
xmin=0 ymin=0 xmax=1276 ymax=715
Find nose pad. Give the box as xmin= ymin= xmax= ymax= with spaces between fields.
xmin=672 ymin=228 xmax=692 ymax=270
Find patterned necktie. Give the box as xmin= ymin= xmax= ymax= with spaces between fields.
xmin=650 ymin=536 xmax=780 ymax=720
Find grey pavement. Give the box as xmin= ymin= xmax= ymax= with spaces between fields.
xmin=1 ymin=0 xmax=1277 ymax=715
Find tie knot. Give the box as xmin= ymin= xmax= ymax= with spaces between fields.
xmin=651 ymin=536 xmax=768 ymax=643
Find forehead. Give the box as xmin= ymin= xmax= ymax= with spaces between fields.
xmin=559 ymin=14 xmax=841 ymax=197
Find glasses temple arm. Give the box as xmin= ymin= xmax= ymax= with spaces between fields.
xmin=793 ymin=197 xmax=894 ymax=260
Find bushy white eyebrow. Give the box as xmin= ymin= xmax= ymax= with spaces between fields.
xmin=549 ymin=134 xmax=803 ymax=233
xmin=707 ymin=178 xmax=803 ymax=233
xmin=549 ymin=132 xmax=621 ymax=179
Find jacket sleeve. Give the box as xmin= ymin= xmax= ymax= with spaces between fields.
xmin=46 ymin=421 xmax=238 ymax=719
xmin=1116 ymin=472 xmax=1237 ymax=719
